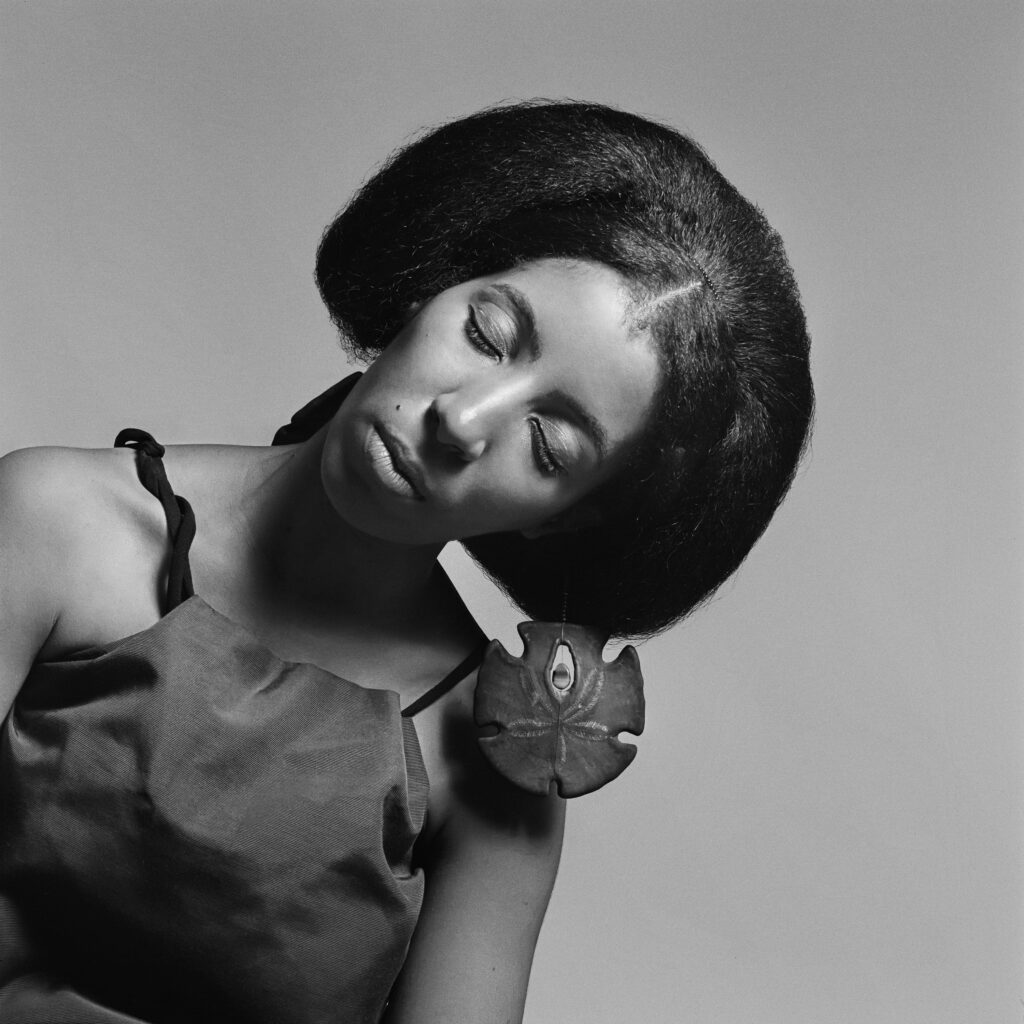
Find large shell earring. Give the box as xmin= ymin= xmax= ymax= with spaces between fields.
xmin=473 ymin=580 xmax=645 ymax=798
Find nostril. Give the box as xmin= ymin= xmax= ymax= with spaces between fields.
xmin=425 ymin=403 xmax=441 ymax=434
xmin=430 ymin=421 xmax=461 ymax=464
xmin=431 ymin=400 xmax=467 ymax=454
xmin=433 ymin=419 xmax=458 ymax=454
xmin=430 ymin=394 xmax=488 ymax=462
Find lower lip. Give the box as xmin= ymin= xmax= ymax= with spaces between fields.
xmin=364 ymin=427 xmax=423 ymax=500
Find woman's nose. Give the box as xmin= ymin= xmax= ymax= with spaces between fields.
xmin=431 ymin=393 xmax=488 ymax=461
xmin=430 ymin=378 xmax=523 ymax=462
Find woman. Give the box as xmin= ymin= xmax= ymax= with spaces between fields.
xmin=0 ymin=102 xmax=813 ymax=1023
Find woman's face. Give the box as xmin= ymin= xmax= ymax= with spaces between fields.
xmin=321 ymin=258 xmax=661 ymax=546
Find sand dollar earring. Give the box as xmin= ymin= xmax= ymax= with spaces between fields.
xmin=473 ymin=583 xmax=645 ymax=798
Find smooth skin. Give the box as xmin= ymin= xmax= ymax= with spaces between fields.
xmin=0 ymin=258 xmax=660 ymax=1023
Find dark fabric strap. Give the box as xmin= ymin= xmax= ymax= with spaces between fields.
xmin=272 ymin=373 xmax=363 ymax=446
xmin=401 ymin=643 xmax=488 ymax=718
xmin=114 ymin=428 xmax=196 ymax=614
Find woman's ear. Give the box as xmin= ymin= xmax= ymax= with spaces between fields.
xmin=520 ymin=504 xmax=602 ymax=540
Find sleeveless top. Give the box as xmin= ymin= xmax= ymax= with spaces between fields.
xmin=0 ymin=428 xmax=486 ymax=1024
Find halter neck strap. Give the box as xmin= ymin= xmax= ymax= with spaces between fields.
xmin=272 ymin=372 xmax=363 ymax=446
xmin=401 ymin=643 xmax=488 ymax=718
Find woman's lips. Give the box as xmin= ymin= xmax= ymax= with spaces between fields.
xmin=367 ymin=424 xmax=427 ymax=501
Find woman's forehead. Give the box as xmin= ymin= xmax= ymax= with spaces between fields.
xmin=479 ymin=258 xmax=639 ymax=334
xmin=477 ymin=259 xmax=660 ymax=452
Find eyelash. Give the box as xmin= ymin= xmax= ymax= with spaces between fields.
xmin=465 ymin=305 xmax=563 ymax=478
xmin=464 ymin=309 xmax=502 ymax=360
xmin=530 ymin=418 xmax=564 ymax=476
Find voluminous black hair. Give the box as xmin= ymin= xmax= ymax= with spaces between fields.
xmin=316 ymin=100 xmax=814 ymax=639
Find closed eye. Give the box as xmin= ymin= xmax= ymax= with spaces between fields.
xmin=464 ymin=307 xmax=502 ymax=360
xmin=529 ymin=418 xmax=564 ymax=477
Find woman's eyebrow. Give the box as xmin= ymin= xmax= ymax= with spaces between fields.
xmin=555 ymin=391 xmax=608 ymax=463
xmin=490 ymin=281 xmax=609 ymax=463
xmin=489 ymin=283 xmax=539 ymax=358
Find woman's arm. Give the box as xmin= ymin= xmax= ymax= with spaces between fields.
xmin=381 ymin=769 xmax=565 ymax=1024
xmin=0 ymin=449 xmax=72 ymax=722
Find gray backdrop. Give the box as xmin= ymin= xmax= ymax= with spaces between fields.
xmin=2 ymin=3 xmax=1021 ymax=1022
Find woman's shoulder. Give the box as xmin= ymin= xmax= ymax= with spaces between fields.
xmin=415 ymin=652 xmax=565 ymax=859
xmin=1 ymin=441 xmax=168 ymax=549
xmin=0 ymin=443 xmax=173 ymax=659
xmin=1 ymin=443 xmax=136 ymax=537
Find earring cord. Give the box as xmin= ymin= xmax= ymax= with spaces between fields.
xmin=559 ymin=566 xmax=568 ymax=647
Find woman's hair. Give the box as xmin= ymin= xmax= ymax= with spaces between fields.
xmin=315 ymin=100 xmax=814 ymax=639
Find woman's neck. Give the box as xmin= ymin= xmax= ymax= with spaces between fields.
xmin=206 ymin=428 xmax=445 ymax=628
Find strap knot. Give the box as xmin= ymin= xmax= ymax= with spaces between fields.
xmin=114 ymin=427 xmax=166 ymax=459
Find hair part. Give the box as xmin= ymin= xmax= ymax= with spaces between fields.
xmin=315 ymin=100 xmax=814 ymax=639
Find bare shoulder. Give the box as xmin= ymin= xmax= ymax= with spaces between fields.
xmin=425 ymin=672 xmax=565 ymax=861
xmin=0 ymin=444 xmax=168 ymax=658
xmin=1 ymin=444 xmax=100 ymax=511
xmin=1 ymin=443 xmax=159 ymax=557
xmin=2 ymin=445 xmax=109 ymax=562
